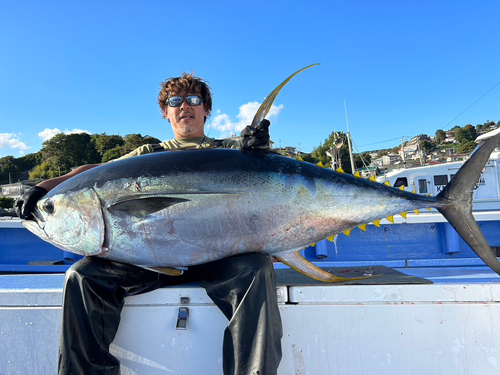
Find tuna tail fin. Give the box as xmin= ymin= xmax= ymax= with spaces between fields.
xmin=436 ymin=130 xmax=500 ymax=275
xmin=275 ymin=251 xmax=371 ymax=283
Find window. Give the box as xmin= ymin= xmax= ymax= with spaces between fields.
xmin=418 ymin=179 xmax=428 ymax=194
xmin=394 ymin=177 xmax=408 ymax=188
xmin=434 ymin=175 xmax=448 ymax=185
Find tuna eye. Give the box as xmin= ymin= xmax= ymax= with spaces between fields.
xmin=43 ymin=200 xmax=55 ymax=214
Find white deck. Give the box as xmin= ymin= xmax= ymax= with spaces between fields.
xmin=1 ymin=268 xmax=500 ymax=374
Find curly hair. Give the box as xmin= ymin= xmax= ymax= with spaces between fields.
xmin=158 ymin=72 xmax=212 ymax=120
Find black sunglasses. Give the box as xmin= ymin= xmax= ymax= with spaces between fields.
xmin=166 ymin=95 xmax=204 ymax=107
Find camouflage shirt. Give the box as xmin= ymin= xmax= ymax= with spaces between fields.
xmin=116 ymin=136 xmax=240 ymax=161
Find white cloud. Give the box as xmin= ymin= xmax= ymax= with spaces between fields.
xmin=211 ymin=102 xmax=284 ymax=137
xmin=38 ymin=128 xmax=90 ymax=142
xmin=0 ymin=133 xmax=30 ymax=155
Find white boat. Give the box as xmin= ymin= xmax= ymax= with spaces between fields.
xmin=376 ymin=134 xmax=500 ymax=212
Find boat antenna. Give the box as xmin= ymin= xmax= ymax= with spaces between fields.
xmin=344 ymin=100 xmax=356 ymax=174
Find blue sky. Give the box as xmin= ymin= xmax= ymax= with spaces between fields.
xmin=1 ymin=0 xmax=499 ymax=159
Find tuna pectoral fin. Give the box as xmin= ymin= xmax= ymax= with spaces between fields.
xmin=144 ymin=266 xmax=184 ymax=276
xmin=275 ymin=251 xmax=368 ymax=283
xmin=107 ymin=196 xmax=190 ymax=218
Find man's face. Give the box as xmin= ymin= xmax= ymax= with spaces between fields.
xmin=164 ymin=90 xmax=209 ymax=138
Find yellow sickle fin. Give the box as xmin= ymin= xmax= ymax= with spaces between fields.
xmin=316 ymin=162 xmax=325 ymax=168
xmin=336 ymin=167 xmax=345 ymax=174
xmin=359 ymin=224 xmax=367 ymax=231
xmin=400 ymin=212 xmax=407 ymax=219
xmin=274 ymin=251 xmax=374 ymax=283
xmin=369 ymin=175 xmax=376 ymax=182
xmin=386 ymin=215 xmax=395 ymax=223
xmin=354 ymin=171 xmax=361 ymax=178
xmin=384 ymin=181 xmax=391 ymax=186
xmin=373 ymin=219 xmax=381 ymax=227
xmin=250 ymin=63 xmax=320 ymax=128
xmin=147 ymin=267 xmax=184 ymax=276
xmin=343 ymin=229 xmax=352 ymax=236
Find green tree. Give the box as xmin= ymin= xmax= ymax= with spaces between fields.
xmin=456 ymin=125 xmax=477 ymax=143
xmin=311 ymin=132 xmax=359 ymax=173
xmin=102 ymin=146 xmax=125 ymax=163
xmin=0 ymin=153 xmax=41 ymax=184
xmin=92 ymin=133 xmax=125 ymax=157
xmin=0 ymin=197 xmax=15 ymax=209
xmin=39 ymin=133 xmax=100 ymax=176
xmin=420 ymin=140 xmax=434 ymax=153
xmin=355 ymin=153 xmax=372 ymax=169
xmin=122 ymin=134 xmax=161 ymax=154
xmin=457 ymin=141 xmax=477 ymax=154
xmin=29 ymin=161 xmax=62 ymax=180
xmin=435 ymin=129 xmax=446 ymax=144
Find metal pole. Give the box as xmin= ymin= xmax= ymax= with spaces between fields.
xmin=344 ymin=101 xmax=356 ymax=174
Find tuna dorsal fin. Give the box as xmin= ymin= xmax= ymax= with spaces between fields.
xmin=275 ymin=251 xmax=369 ymax=283
xmin=107 ymin=196 xmax=190 ymax=218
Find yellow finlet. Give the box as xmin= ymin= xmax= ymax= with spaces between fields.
xmin=316 ymin=162 xmax=325 ymax=168
xmin=413 ymin=209 xmax=420 ymax=215
xmin=343 ymin=229 xmax=352 ymax=236
xmin=426 ymin=208 xmax=432 ymax=211
xmin=369 ymin=175 xmax=377 ymax=182
xmin=297 ymin=156 xmax=304 ymax=161
xmin=327 ymin=236 xmax=335 ymax=242
xmin=354 ymin=171 xmax=361 ymax=178
xmin=399 ymin=185 xmax=405 ymax=191
xmin=336 ymin=167 xmax=345 ymax=174
xmin=359 ymin=224 xmax=367 ymax=232
xmin=384 ymin=181 xmax=391 ymax=186
xmin=412 ymin=190 xmax=416 ymax=194
xmin=400 ymin=212 xmax=407 ymax=219
xmin=386 ymin=215 xmax=395 ymax=223
xmin=373 ymin=219 xmax=381 ymax=227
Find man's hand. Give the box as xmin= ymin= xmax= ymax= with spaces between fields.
xmin=15 ymin=186 xmax=47 ymax=220
xmin=239 ymin=119 xmax=271 ymax=150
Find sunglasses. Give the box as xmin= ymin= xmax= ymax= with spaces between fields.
xmin=166 ymin=95 xmax=204 ymax=107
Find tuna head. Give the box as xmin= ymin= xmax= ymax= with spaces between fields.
xmin=22 ymin=187 xmax=105 ymax=256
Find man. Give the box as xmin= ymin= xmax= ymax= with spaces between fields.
xmin=16 ymin=73 xmax=282 ymax=375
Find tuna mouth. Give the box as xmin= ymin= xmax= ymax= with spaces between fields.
xmin=22 ymin=216 xmax=49 ymax=242
xmin=31 ymin=210 xmax=46 ymax=230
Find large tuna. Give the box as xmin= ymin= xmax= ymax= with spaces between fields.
xmin=22 ymin=65 xmax=500 ymax=281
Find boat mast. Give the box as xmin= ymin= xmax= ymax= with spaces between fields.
xmin=344 ymin=100 xmax=356 ymax=174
